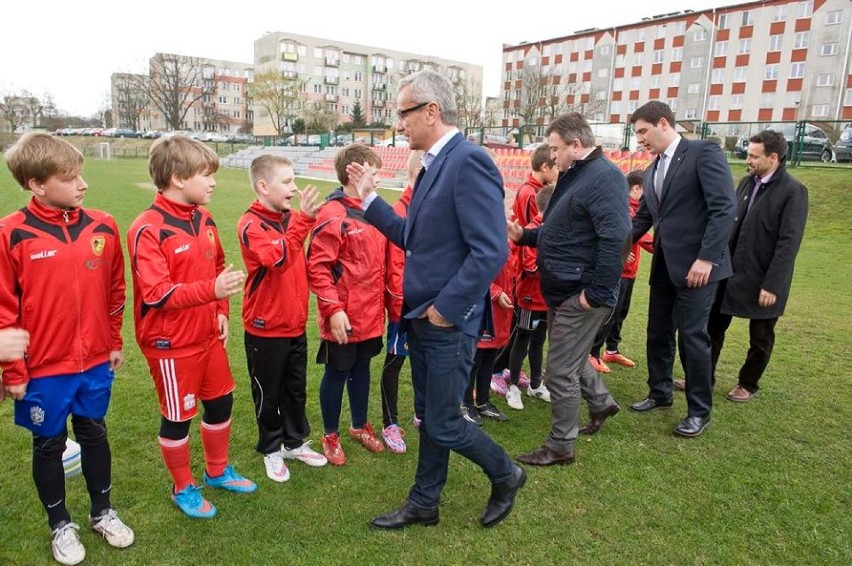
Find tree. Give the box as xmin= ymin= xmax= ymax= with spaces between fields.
xmin=112 ymin=73 xmax=149 ymax=130
xmin=350 ymin=99 xmax=365 ymax=128
xmin=143 ymin=53 xmax=216 ymax=131
xmin=302 ymin=102 xmax=337 ymax=133
xmin=0 ymin=92 xmax=32 ymax=133
xmin=454 ymin=76 xmax=484 ymax=132
xmin=250 ymin=71 xmax=306 ymax=137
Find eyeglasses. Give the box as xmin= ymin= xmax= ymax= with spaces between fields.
xmin=396 ymin=101 xmax=429 ymax=121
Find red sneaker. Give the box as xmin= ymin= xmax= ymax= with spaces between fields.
xmin=349 ymin=423 xmax=385 ymax=453
xmin=602 ymin=351 xmax=636 ymax=368
xmin=322 ymin=433 xmax=346 ymax=466
xmin=588 ymin=355 xmax=611 ymax=373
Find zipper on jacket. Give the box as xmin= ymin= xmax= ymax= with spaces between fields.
xmin=60 ymin=218 xmax=86 ymax=372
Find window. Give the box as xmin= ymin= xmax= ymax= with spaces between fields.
xmin=586 ymin=37 xmax=595 ymax=50
xmin=650 ymin=75 xmax=661 ymax=88
xmin=612 ymin=101 xmax=622 ymax=114
xmin=684 ymin=108 xmax=698 ymax=119
xmin=821 ymin=43 xmax=838 ymax=56
xmin=708 ymin=95 xmax=721 ymax=110
xmin=712 ymin=69 xmax=724 ymax=84
xmin=688 ymin=83 xmax=701 ymax=94
xmin=741 ymin=10 xmax=754 ymax=26
xmin=615 ymin=54 xmax=625 ymax=67
xmin=789 ymin=62 xmax=806 ymax=79
xmin=846 ymin=89 xmax=852 ymax=106
xmin=633 ymin=53 xmax=644 ymax=66
xmin=313 ymin=47 xmax=323 ymax=59
xmin=734 ymin=67 xmax=748 ymax=82
xmin=600 ymin=44 xmax=611 ymax=55
xmin=738 ymin=38 xmax=751 ymax=54
xmin=354 ymin=72 xmax=363 ymax=82
xmin=596 ymin=90 xmax=606 ymax=101
xmin=771 ymin=5 xmax=785 ymax=21
xmin=826 ymin=10 xmax=842 ymax=24
xmin=731 ymin=94 xmax=744 ymax=109
xmin=714 ymin=41 xmax=728 ymax=57
xmin=543 ymin=44 xmax=553 ymax=56
xmin=768 ymin=35 xmax=783 ymax=52
xmin=797 ymin=0 xmax=813 ymax=18
xmin=690 ymin=56 xmax=704 ymax=69
xmin=671 ymin=47 xmax=683 ymax=61
xmin=313 ymin=84 xmax=322 ymax=94
xmin=675 ymin=21 xmax=686 ymax=35
xmin=527 ymin=56 xmax=539 ymax=66
xmin=655 ymin=26 xmax=666 ymax=39
xmin=667 ymin=98 xmax=678 ymax=111
xmin=794 ymin=32 xmax=810 ymax=49
xmin=354 ymin=89 xmax=361 ymax=99
xmin=760 ymin=93 xmax=774 ymax=108
xmin=816 ymin=73 xmax=834 ymax=87
xmin=718 ymin=14 xmax=729 ymax=29
xmin=618 ymin=31 xmax=628 ymax=45
xmin=583 ymin=59 xmax=593 ymax=72
xmin=613 ymin=78 xmax=623 ymax=91
xmin=694 ymin=28 xmax=708 ymax=41
xmin=764 ymin=64 xmax=779 ymax=80
xmin=628 ymin=100 xmax=638 ymax=112
xmin=597 ymin=67 xmax=608 ymax=78
xmin=631 ymin=77 xmax=641 ymax=90
xmin=670 ymin=72 xmax=680 ymax=86
xmin=654 ymin=50 xmax=664 ymax=63
xmin=811 ymin=104 xmax=828 ymax=117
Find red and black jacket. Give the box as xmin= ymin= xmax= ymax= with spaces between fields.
xmin=385 ymin=186 xmax=413 ymax=323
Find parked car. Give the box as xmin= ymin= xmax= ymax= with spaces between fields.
xmin=106 ymin=128 xmax=141 ymax=138
xmin=227 ymin=133 xmax=256 ymax=144
xmin=378 ymin=136 xmax=409 ymax=148
xmin=734 ymin=123 xmax=833 ymax=162
xmin=141 ymin=130 xmax=162 ymax=139
xmin=833 ymin=123 xmax=852 ymax=162
xmin=200 ymin=131 xmax=228 ymax=143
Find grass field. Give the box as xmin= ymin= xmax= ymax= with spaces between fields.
xmin=0 ymin=158 xmax=850 ymax=565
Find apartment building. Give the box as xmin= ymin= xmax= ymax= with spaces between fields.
xmin=253 ymin=31 xmax=483 ymax=136
xmin=501 ymin=0 xmax=852 ymax=131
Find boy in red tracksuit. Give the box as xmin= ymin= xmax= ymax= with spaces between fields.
xmin=308 ymin=145 xmax=387 ymax=466
xmin=1 ymin=133 xmax=133 ymax=565
xmin=461 ymin=246 xmax=516 ymax=424
xmin=238 ymin=155 xmax=327 ymax=483
xmin=506 ymin=183 xmax=557 ymax=411
xmin=588 ymin=170 xmax=654 ymax=374
xmin=127 ymin=135 xmax=256 ymax=521
xmin=379 ymin=149 xmax=424 ymax=453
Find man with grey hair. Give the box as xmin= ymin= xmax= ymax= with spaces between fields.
xmin=350 ymin=69 xmax=524 ymax=529
xmin=509 ymin=113 xmax=630 ymax=465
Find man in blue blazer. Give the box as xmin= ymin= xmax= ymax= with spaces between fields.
xmin=628 ymin=101 xmax=735 ymax=437
xmin=350 ymin=70 xmax=524 ymax=529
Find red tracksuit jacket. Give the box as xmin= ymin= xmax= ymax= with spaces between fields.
xmin=512 ymin=174 xmax=543 ymax=225
xmin=0 ymin=198 xmax=125 ymax=385
xmin=478 ymin=244 xmax=517 ymax=349
xmin=127 ymin=193 xmax=228 ymax=358
xmin=385 ymin=186 xmax=413 ymax=323
xmin=238 ymin=201 xmax=315 ymax=338
xmin=307 ymin=189 xmax=386 ymax=343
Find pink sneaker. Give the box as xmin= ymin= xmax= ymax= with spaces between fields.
xmin=381 ymin=424 xmax=407 ymax=454
xmin=412 ymin=414 xmax=422 ymax=429
xmin=518 ymin=370 xmax=531 ymax=389
xmin=490 ymin=373 xmax=509 ymax=396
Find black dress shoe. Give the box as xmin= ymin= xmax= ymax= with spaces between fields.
xmin=674 ymin=416 xmax=711 ymax=437
xmin=516 ymin=445 xmax=575 ymax=466
xmin=481 ymin=464 xmax=526 ymax=528
xmin=370 ymin=501 xmax=439 ymax=529
xmin=629 ymin=397 xmax=673 ymax=412
xmin=579 ymin=402 xmax=620 ymax=435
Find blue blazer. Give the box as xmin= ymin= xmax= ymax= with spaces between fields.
xmin=365 ymin=132 xmax=508 ymax=337
xmin=632 ymin=138 xmax=736 ymax=286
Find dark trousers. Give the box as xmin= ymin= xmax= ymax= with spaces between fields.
xmin=244 ymin=332 xmax=309 ymax=453
xmin=406 ymin=319 xmax=514 ymax=509
xmin=646 ymin=251 xmax=718 ymax=418
xmin=708 ymin=306 xmax=777 ymax=394
xmin=509 ymin=321 xmax=547 ymax=387
xmin=465 ymin=348 xmax=498 ymax=406
xmin=591 ymin=276 xmax=636 ymax=356
xmin=380 ymin=353 xmax=406 ymax=427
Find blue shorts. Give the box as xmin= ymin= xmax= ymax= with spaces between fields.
xmin=14 ymin=362 xmax=114 ymax=438
xmin=386 ymin=321 xmax=409 ymax=357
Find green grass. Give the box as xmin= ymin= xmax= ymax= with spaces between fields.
xmin=0 ymin=158 xmax=850 ymax=565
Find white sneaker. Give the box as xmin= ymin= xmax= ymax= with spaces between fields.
xmin=280 ymin=441 xmax=328 ymax=467
xmin=527 ymin=383 xmax=552 ymax=403
xmin=506 ymin=384 xmax=524 ymax=410
xmin=263 ymin=452 xmax=291 ymax=482
xmin=52 ymin=522 xmax=85 ymax=565
xmin=90 ymin=508 xmax=135 ymax=549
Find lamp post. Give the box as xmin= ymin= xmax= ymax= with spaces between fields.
xmin=698 ymin=11 xmax=717 ymax=136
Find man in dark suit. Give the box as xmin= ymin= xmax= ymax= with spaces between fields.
xmin=628 ymin=101 xmax=735 ymax=437
xmin=349 ymin=69 xmax=524 ymax=529
xmin=709 ymin=129 xmax=808 ymax=402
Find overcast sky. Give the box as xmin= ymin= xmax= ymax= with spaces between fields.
xmin=1 ymin=0 xmax=734 ymax=117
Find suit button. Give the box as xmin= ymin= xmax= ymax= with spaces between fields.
xmin=405 ymin=250 xmax=411 ymax=257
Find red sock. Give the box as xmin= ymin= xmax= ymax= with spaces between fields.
xmin=201 ymin=419 xmax=231 ymax=478
xmin=158 ymin=436 xmax=194 ymax=493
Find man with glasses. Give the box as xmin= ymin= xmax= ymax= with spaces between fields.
xmin=349 ymin=69 xmax=524 ymax=529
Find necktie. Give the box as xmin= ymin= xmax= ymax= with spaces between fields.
xmin=655 ymin=153 xmax=667 ymax=200
xmin=412 ymin=167 xmax=426 ymax=193
xmin=747 ymin=177 xmax=762 ymax=212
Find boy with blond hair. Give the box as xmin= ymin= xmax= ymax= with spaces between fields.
xmin=238 ymin=155 xmax=327 ymax=482
xmin=1 ymin=133 xmax=133 ymax=565
xmin=127 ymin=135 xmax=256 ymax=520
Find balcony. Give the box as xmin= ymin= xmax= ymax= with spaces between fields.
xmin=324 ymin=76 xmax=339 ymax=85
xmin=282 ymin=70 xmax=298 ymax=79
xmin=282 ymin=52 xmax=298 ymax=62
xmin=372 ymin=83 xmax=387 ymax=91
xmin=372 ymin=65 xmax=386 ymax=74
xmin=324 ymin=94 xmax=339 ymax=102
xmin=325 ymin=57 xmax=339 ymax=67
xmin=372 ymin=99 xmax=385 ymax=107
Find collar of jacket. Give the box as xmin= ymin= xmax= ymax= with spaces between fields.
xmin=248 ymin=200 xmax=290 ymax=223
xmin=154 ymin=192 xmax=199 ymax=218
xmin=557 ymin=146 xmax=603 ymax=182
xmin=27 ymin=196 xmax=81 ymax=224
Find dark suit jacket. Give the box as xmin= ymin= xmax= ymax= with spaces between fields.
xmin=364 ymin=132 xmax=508 ymax=337
xmin=632 ymin=138 xmax=736 ymax=286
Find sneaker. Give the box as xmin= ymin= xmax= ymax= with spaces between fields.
xmin=203 ymin=464 xmax=258 ymax=494
xmin=490 ymin=373 xmax=509 ymax=396
xmin=673 ymin=379 xmax=686 ymax=391
xmin=349 ymin=423 xmax=385 ymax=453
xmin=89 ymin=509 xmax=135 ymax=548
xmin=527 ymin=383 xmax=552 ymax=403
xmin=476 ymin=401 xmax=508 ymax=422
xmin=263 ymin=452 xmax=291 ymax=482
xmin=171 ymin=484 xmax=217 ymax=519
xmin=281 ymin=441 xmax=328 ymax=467
xmin=382 ymin=424 xmax=407 ymax=453
xmin=412 ymin=414 xmax=422 ymax=429
xmin=322 ymin=433 xmax=346 ymax=466
xmin=588 ymin=355 xmax=611 ymax=373
xmin=461 ymin=403 xmax=483 ymax=425
xmin=518 ymin=370 xmax=531 ymax=389
xmin=603 ymin=351 xmax=636 ymax=368
xmin=726 ymin=385 xmax=755 ymax=402
xmin=51 ymin=522 xmax=85 ymax=565
xmin=506 ymin=384 xmax=524 ymax=410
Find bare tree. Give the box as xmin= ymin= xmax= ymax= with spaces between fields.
xmin=112 ymin=73 xmax=149 ymax=130
xmin=251 ymin=71 xmax=307 ymax=137
xmin=454 ymin=76 xmax=484 ymax=132
xmin=302 ymin=101 xmax=337 ymax=134
xmin=0 ymin=92 xmax=32 ymax=133
xmin=20 ymin=90 xmax=46 ymax=128
xmin=144 ymin=53 xmax=216 ymax=131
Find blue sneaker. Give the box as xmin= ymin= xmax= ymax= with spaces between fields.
xmin=203 ymin=465 xmax=258 ymax=494
xmin=171 ymin=485 xmax=217 ymax=519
